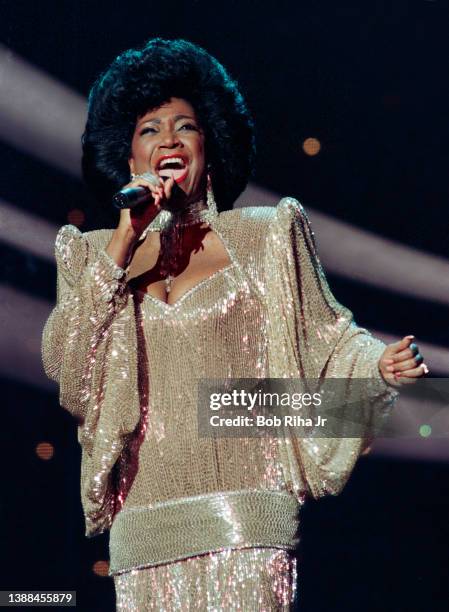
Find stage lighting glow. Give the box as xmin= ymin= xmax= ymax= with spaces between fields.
xmin=302 ymin=137 xmax=321 ymax=156
xmin=0 ymin=199 xmax=57 ymax=260
xmin=0 ymin=45 xmax=85 ymax=176
xmin=92 ymin=560 xmax=110 ymax=577
xmin=237 ymin=184 xmax=449 ymax=306
xmin=35 ymin=442 xmax=54 ymax=460
xmin=419 ymin=425 xmax=432 ymax=438
xmin=67 ymin=209 xmax=85 ymax=227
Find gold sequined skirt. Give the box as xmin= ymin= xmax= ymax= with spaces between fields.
xmin=113 ymin=547 xmax=297 ymax=611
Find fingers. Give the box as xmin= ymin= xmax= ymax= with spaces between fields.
xmin=127 ymin=172 xmax=165 ymax=202
xmin=402 ymin=363 xmax=429 ymax=376
xmin=390 ymin=343 xmax=419 ymax=363
xmin=380 ymin=371 xmax=402 ymax=388
xmin=395 ymin=363 xmax=429 ymax=382
xmin=386 ymin=335 xmax=415 ymax=356
xmin=383 ymin=335 xmax=425 ymax=371
xmin=163 ymin=174 xmax=176 ymax=200
xmin=379 ymin=334 xmax=429 ymax=386
xmin=129 ymin=173 xmax=176 ymax=208
xmin=393 ymin=374 xmax=419 ymax=385
xmin=129 ymin=171 xmax=161 ymax=188
xmin=390 ymin=354 xmax=424 ymax=372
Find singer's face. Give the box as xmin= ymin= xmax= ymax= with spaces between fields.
xmin=128 ymin=97 xmax=206 ymax=203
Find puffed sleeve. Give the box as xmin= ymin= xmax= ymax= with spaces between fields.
xmin=42 ymin=224 xmax=129 ymax=418
xmin=41 ymin=224 xmax=141 ymax=536
xmin=265 ymin=198 xmax=397 ymax=500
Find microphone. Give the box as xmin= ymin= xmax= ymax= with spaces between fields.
xmin=112 ymin=186 xmax=152 ymax=210
xmin=112 ymin=176 xmax=184 ymax=212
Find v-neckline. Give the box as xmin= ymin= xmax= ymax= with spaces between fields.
xmin=130 ymin=219 xmax=242 ymax=311
xmin=135 ymin=262 xmax=236 ymax=310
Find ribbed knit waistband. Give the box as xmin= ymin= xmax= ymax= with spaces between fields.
xmin=109 ymin=489 xmax=300 ymax=576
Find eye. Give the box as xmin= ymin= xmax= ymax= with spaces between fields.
xmin=140 ymin=126 xmax=157 ymax=135
xmin=179 ymin=123 xmax=198 ymax=131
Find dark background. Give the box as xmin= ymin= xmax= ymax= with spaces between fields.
xmin=1 ymin=1 xmax=448 ymax=610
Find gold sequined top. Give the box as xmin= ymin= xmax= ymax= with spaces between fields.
xmin=41 ymin=197 xmax=395 ymax=556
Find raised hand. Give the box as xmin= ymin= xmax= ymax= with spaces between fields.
xmin=378 ymin=335 xmax=428 ymax=387
xmin=104 ymin=172 xmax=176 ymax=269
xmin=116 ymin=172 xmax=166 ymax=242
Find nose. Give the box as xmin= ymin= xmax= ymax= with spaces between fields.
xmin=159 ymin=127 xmax=181 ymax=149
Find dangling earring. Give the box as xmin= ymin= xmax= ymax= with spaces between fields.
xmin=205 ymin=166 xmax=218 ymax=222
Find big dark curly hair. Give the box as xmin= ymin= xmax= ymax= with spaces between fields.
xmin=81 ymin=37 xmax=256 ymax=213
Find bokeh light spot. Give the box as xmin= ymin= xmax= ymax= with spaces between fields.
xmin=93 ymin=560 xmax=110 ymax=577
xmin=67 ymin=208 xmax=85 ymax=226
xmin=36 ymin=442 xmax=54 ymax=460
xmin=302 ymin=137 xmax=321 ymax=156
xmin=419 ymin=424 xmax=432 ymax=438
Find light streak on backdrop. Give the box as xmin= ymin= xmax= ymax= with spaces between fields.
xmin=0 ymin=199 xmax=56 ymax=260
xmin=0 ymin=44 xmax=85 ymax=175
xmin=236 ymin=185 xmax=449 ymax=306
xmin=0 ymin=284 xmax=55 ymax=391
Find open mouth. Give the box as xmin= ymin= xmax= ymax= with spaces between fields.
xmin=156 ymin=156 xmax=189 ymax=184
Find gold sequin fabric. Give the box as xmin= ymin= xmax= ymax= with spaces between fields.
xmin=109 ymin=490 xmax=300 ymax=574
xmin=41 ymin=197 xmax=396 ymax=610
xmin=113 ymin=547 xmax=297 ymax=611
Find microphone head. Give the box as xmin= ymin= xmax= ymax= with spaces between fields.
xmin=112 ymin=186 xmax=151 ymax=209
xmin=112 ymin=192 xmax=129 ymax=210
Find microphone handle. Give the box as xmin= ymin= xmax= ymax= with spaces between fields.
xmin=112 ymin=186 xmax=152 ymax=210
xmin=112 ymin=177 xmax=184 ymax=212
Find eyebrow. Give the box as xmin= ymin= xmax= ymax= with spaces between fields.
xmin=138 ymin=114 xmax=197 ymax=126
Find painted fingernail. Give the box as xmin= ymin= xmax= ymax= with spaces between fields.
xmin=406 ymin=335 xmax=415 ymax=340
xmin=421 ymin=363 xmax=429 ymax=374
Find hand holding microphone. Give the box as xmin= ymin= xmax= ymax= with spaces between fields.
xmin=113 ymin=171 xmax=181 ymax=246
xmin=113 ymin=171 xmax=185 ymax=210
xmin=112 ymin=172 xmax=164 ymax=210
xmin=106 ymin=170 xmax=187 ymax=270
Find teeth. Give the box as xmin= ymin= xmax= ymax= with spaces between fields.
xmin=158 ymin=157 xmax=186 ymax=168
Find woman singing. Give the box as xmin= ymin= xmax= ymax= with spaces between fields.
xmin=41 ymin=37 xmax=426 ymax=610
